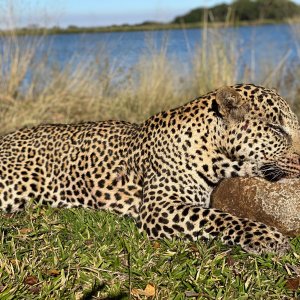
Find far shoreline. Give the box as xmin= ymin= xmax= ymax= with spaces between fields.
xmin=1 ymin=18 xmax=300 ymax=37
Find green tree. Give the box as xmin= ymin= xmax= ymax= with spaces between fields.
xmin=173 ymin=8 xmax=206 ymax=24
xmin=256 ymin=0 xmax=300 ymax=20
xmin=172 ymin=0 xmax=300 ymax=24
xmin=232 ymin=0 xmax=259 ymax=21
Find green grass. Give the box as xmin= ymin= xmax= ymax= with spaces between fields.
xmin=0 ymin=206 xmax=299 ymax=299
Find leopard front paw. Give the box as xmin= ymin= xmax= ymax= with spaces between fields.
xmin=223 ymin=222 xmax=290 ymax=255
xmin=241 ymin=231 xmax=290 ymax=255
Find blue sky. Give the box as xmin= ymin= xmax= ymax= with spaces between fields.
xmin=58 ymin=0 xmax=232 ymax=26
xmin=4 ymin=0 xmax=300 ymax=28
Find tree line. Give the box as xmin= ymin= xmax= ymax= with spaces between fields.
xmin=173 ymin=0 xmax=300 ymax=23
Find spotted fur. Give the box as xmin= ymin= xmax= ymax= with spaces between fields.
xmin=1 ymin=84 xmax=299 ymax=255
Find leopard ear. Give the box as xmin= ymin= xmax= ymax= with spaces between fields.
xmin=216 ymin=86 xmax=249 ymax=121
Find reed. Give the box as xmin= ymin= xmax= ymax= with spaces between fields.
xmin=0 ymin=22 xmax=299 ymax=134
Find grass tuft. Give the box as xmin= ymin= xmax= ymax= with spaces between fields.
xmin=0 ymin=206 xmax=299 ymax=299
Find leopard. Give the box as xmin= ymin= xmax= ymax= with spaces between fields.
xmin=0 ymin=83 xmax=299 ymax=255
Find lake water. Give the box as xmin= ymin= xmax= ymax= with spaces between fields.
xmin=46 ymin=23 xmax=300 ymax=67
xmin=2 ymin=23 xmax=300 ymax=83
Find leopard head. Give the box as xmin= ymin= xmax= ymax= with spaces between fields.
xmin=216 ymin=84 xmax=300 ymax=181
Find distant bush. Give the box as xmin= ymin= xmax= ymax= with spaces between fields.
xmin=173 ymin=0 xmax=300 ymax=23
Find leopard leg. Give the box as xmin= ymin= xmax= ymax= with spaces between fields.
xmin=138 ymin=177 xmax=290 ymax=255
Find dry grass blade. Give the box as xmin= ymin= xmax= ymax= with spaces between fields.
xmin=0 ymin=18 xmax=299 ymax=135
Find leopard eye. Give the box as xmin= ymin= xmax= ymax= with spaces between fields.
xmin=267 ymin=123 xmax=287 ymax=137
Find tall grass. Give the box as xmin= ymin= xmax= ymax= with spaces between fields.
xmin=0 ymin=21 xmax=299 ymax=134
